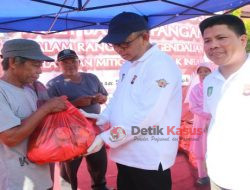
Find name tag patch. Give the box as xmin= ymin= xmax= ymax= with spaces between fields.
xmin=207 ymin=86 xmax=213 ymax=97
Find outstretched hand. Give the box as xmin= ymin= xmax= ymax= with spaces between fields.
xmin=85 ymin=135 xmax=104 ymax=156
xmin=41 ymin=96 xmax=67 ymax=114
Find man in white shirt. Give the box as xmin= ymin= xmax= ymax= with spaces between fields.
xmin=0 ymin=39 xmax=67 ymax=190
xmin=200 ymin=15 xmax=250 ymax=190
xmin=85 ymin=12 xmax=182 ymax=190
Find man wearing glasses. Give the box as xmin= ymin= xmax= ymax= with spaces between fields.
xmin=85 ymin=12 xmax=182 ymax=190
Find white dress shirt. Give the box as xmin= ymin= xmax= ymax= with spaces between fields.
xmin=100 ymin=44 xmax=182 ymax=170
xmin=204 ymin=54 xmax=250 ymax=189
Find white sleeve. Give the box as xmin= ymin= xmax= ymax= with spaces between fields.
xmin=0 ymin=92 xmax=20 ymax=133
xmin=101 ymin=61 xmax=182 ymax=148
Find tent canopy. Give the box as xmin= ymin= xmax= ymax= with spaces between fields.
xmin=0 ymin=0 xmax=249 ymax=34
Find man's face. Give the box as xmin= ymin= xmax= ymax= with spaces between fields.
xmin=13 ymin=59 xmax=43 ymax=85
xmin=111 ymin=32 xmax=149 ymax=62
xmin=202 ymin=24 xmax=247 ymax=67
xmin=58 ymin=58 xmax=79 ymax=77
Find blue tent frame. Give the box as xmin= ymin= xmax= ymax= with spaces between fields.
xmin=0 ymin=0 xmax=249 ymax=34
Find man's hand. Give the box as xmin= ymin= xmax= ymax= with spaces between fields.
xmin=41 ymin=96 xmax=67 ymax=114
xmin=86 ymin=135 xmax=104 ymax=155
xmin=72 ymin=96 xmax=94 ymax=107
xmin=0 ymin=96 xmax=67 ymax=147
xmin=92 ymin=93 xmax=107 ymax=104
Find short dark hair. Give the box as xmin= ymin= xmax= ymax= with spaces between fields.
xmin=1 ymin=56 xmax=28 ymax=71
xmin=199 ymin=15 xmax=246 ymax=36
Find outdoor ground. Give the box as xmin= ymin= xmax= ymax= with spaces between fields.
xmin=53 ymin=151 xmax=210 ymax=190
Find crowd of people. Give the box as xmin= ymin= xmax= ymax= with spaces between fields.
xmin=0 ymin=12 xmax=248 ymax=190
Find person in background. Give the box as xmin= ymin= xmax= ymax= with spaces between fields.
xmin=189 ymin=63 xmax=212 ymax=185
xmin=0 ymin=39 xmax=66 ymax=190
xmin=47 ymin=49 xmax=110 ymax=190
xmin=85 ymin=12 xmax=182 ymax=190
xmin=200 ymin=14 xmax=250 ymax=189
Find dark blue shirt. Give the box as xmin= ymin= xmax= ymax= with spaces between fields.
xmin=46 ymin=72 xmax=108 ymax=114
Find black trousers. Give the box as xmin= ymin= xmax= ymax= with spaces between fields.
xmin=117 ymin=163 xmax=172 ymax=190
xmin=61 ymin=146 xmax=108 ymax=190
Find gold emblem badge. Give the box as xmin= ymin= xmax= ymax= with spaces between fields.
xmin=156 ymin=79 xmax=168 ymax=88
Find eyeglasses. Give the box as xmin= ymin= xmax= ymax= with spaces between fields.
xmin=108 ymin=33 xmax=143 ymax=49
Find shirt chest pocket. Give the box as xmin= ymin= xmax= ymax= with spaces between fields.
xmin=125 ymin=63 xmax=146 ymax=98
xmin=205 ymin=86 xmax=221 ymax=116
xmin=128 ymin=74 xmax=144 ymax=99
xmin=222 ymin=82 xmax=250 ymax=114
xmin=234 ymin=75 xmax=250 ymax=104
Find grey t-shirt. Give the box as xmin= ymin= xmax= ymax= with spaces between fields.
xmin=0 ymin=80 xmax=52 ymax=190
xmin=47 ymin=72 xmax=108 ymax=114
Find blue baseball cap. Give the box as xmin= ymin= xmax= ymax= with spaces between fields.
xmin=99 ymin=12 xmax=148 ymax=44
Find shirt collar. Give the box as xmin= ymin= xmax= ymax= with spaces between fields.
xmin=130 ymin=43 xmax=158 ymax=65
xmin=212 ymin=69 xmax=225 ymax=81
xmin=212 ymin=53 xmax=250 ymax=82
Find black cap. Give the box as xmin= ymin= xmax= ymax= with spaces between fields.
xmin=99 ymin=12 xmax=148 ymax=44
xmin=57 ymin=49 xmax=78 ymax=61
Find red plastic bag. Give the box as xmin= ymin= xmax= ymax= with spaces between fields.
xmin=27 ymin=99 xmax=96 ymax=164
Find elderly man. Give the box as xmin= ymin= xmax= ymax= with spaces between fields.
xmin=200 ymin=15 xmax=250 ymax=190
xmin=0 ymin=39 xmax=67 ymax=190
xmin=86 ymin=12 xmax=182 ymax=190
